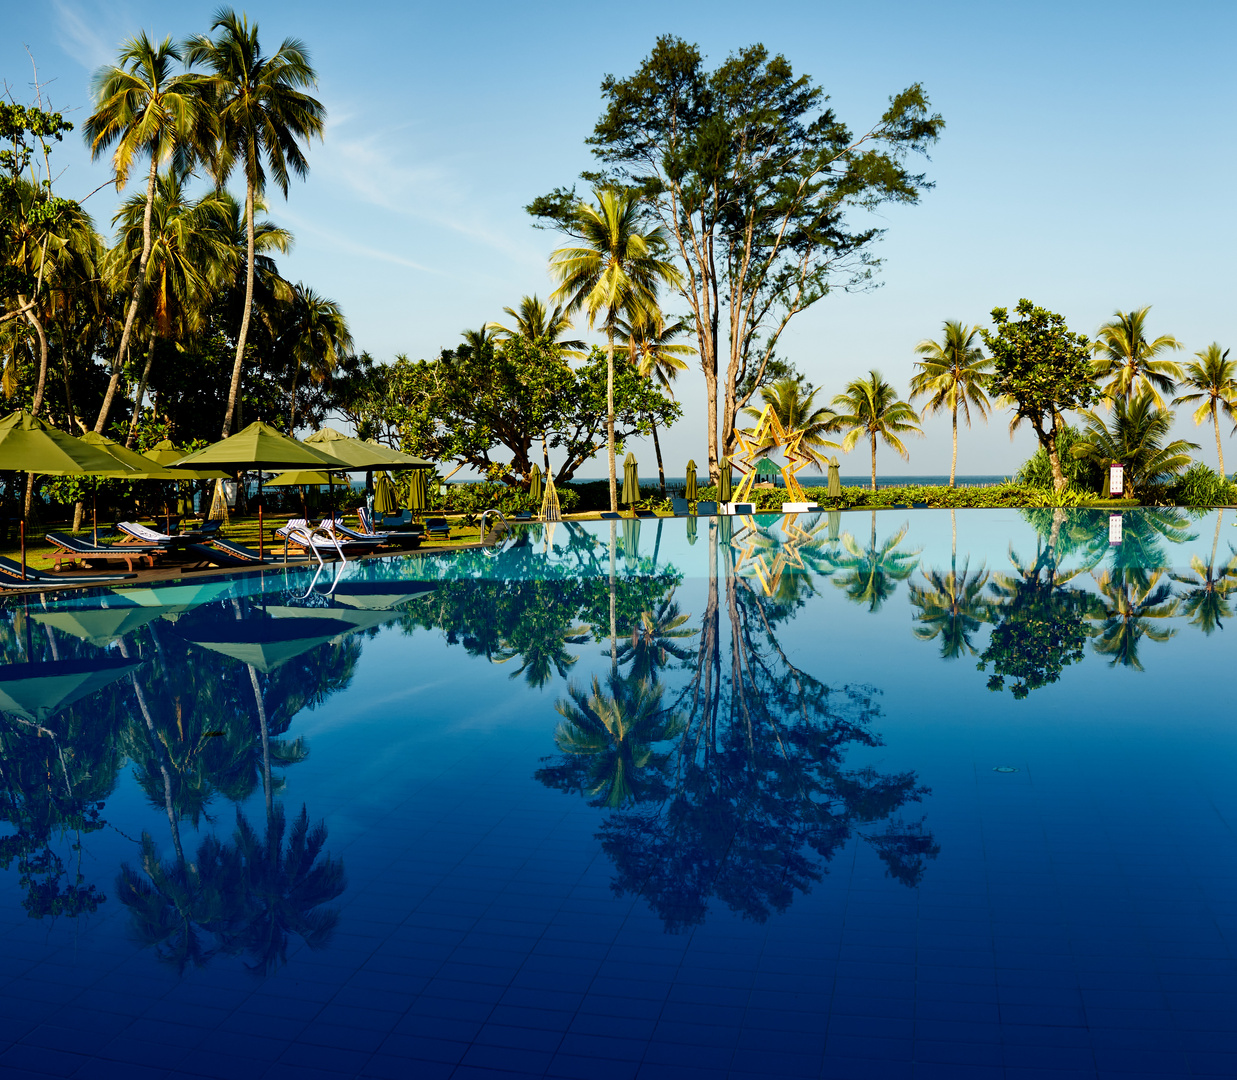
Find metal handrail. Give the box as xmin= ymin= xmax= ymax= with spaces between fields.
xmin=479 ymin=509 xmax=510 ymax=549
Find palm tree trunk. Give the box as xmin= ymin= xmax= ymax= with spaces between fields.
xmin=287 ymin=363 xmax=300 ymax=434
xmin=870 ymin=431 xmax=877 ymax=491
xmin=18 ymin=300 xmax=49 ymax=416
xmin=542 ymin=435 xmax=550 ymax=475
xmin=221 ymin=182 xmax=257 ymax=439
xmin=651 ymin=420 xmax=666 ymax=495
xmin=124 ymin=329 xmax=158 ymax=448
xmin=1214 ymin=402 xmax=1226 ymax=477
xmin=606 ymin=327 xmax=617 ymax=513
xmin=950 ymin=403 xmax=958 ymax=487
xmin=248 ymin=664 xmax=273 ymax=818
xmin=95 ymin=157 xmax=158 ymax=434
xmin=609 ymin=520 xmax=617 ymax=673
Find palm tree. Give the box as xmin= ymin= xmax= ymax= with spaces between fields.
xmin=828 ymin=515 xmax=921 ymax=613
xmin=616 ymin=314 xmax=695 ymax=493
xmin=280 ymin=284 xmax=352 ymax=433
xmin=615 ymin=599 xmax=697 ymax=683
xmin=85 ymin=32 xmax=206 ymax=434
xmin=109 ymin=174 xmax=235 ymax=445
xmin=1092 ymin=306 xmax=1183 ymax=409
xmin=909 ymin=321 xmax=992 ymax=486
xmin=1170 ymin=511 xmax=1236 ymax=635
xmin=490 ymin=295 xmax=586 ymax=356
xmin=1072 ymin=392 xmax=1198 ymax=498
xmin=741 ymin=377 xmax=839 ymax=471
xmin=832 ymin=370 xmax=922 ymax=491
xmin=1173 ymin=344 xmax=1236 ymax=476
xmin=455 ymin=324 xmax=497 ymax=363
xmin=1088 ymin=569 xmax=1179 ymax=670
xmin=185 ymin=9 xmax=325 ymax=438
xmin=549 ymin=188 xmax=682 ymax=513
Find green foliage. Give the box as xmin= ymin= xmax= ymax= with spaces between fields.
xmin=982 ymin=300 xmax=1097 ymax=491
xmin=1072 ymin=392 xmax=1199 ymax=497
xmin=1168 ymin=463 xmax=1236 ymax=508
xmin=1015 ymin=425 xmax=1103 ymax=492
xmin=434 ymin=481 xmax=579 ymax=518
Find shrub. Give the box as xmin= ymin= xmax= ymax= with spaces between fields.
xmin=436 ymin=481 xmax=578 ymax=517
xmin=1015 ymin=425 xmax=1103 ymax=492
xmin=1167 ymin=463 xmax=1236 ymax=508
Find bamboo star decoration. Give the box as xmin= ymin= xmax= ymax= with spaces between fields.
xmin=731 ymin=404 xmax=813 ymax=504
xmin=730 ymin=513 xmax=816 ymax=597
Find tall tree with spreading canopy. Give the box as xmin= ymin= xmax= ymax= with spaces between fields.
xmin=548 ymin=188 xmax=681 ymax=511
xmin=982 ymin=300 xmax=1098 ymax=494
xmin=530 ymin=37 xmax=943 ymax=479
xmin=85 ymin=32 xmax=206 ymax=433
xmin=909 ymin=320 xmax=991 ymax=486
xmin=832 ymin=371 xmax=921 ymax=490
xmin=185 ymin=9 xmax=325 ymax=438
xmin=1173 ymin=343 xmax=1236 ymax=476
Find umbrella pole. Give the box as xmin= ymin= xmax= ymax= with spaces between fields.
xmin=92 ymin=479 xmax=98 ymax=546
xmin=19 ymin=516 xmax=26 ymax=581
xmin=258 ymin=473 xmax=265 ymax=562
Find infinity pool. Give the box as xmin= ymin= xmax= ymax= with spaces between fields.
xmin=0 ymin=508 xmax=1233 ymax=1079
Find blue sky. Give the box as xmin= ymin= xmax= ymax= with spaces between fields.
xmin=7 ymin=0 xmax=1236 ymax=477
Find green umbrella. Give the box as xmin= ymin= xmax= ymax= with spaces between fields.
xmin=622 ymin=516 xmax=641 ymax=561
xmin=304 ymin=427 xmax=433 ymax=469
xmin=0 ymin=657 xmax=142 ymax=724
xmin=828 ymin=510 xmax=842 ymax=542
xmin=684 ymin=461 xmax=697 ymax=502
xmin=78 ymin=432 xmax=179 ymax=479
xmin=621 ymin=452 xmax=640 ymax=506
xmin=143 ymin=440 xmax=228 ymax=479
xmin=686 ymin=517 xmax=698 ymax=545
xmin=373 ymin=471 xmax=398 ymax=516
xmin=826 ymin=456 xmax=842 ymax=498
xmin=175 ymin=615 xmax=357 ymax=673
xmin=529 ymin=464 xmax=543 ymax=503
xmin=719 ymin=457 xmax=733 ymax=503
xmin=406 ymin=468 xmax=428 ymax=513
xmin=266 ymin=470 xmax=333 ymax=487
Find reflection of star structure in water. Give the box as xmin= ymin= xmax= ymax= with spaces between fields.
xmin=730 ymin=513 xmax=816 ymax=597
xmin=732 ymin=404 xmax=812 ymax=505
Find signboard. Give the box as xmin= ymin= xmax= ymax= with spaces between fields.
xmin=1109 ymin=463 xmax=1124 ymax=497
xmin=1109 ymin=513 xmax=1122 ymax=545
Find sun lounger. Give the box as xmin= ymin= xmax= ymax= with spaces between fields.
xmin=45 ymin=532 xmax=158 ymax=572
xmin=320 ymin=516 xmax=390 ymax=544
xmin=116 ymin=521 xmax=207 ymax=549
xmin=599 ymin=511 xmax=620 ymax=520
xmin=278 ymin=519 xmax=380 ymax=562
xmin=512 ymin=510 xmax=533 ymax=521
xmin=635 ymin=509 xmax=657 ymax=518
xmin=204 ymin=536 xmax=292 ymax=565
xmin=695 ymin=501 xmax=718 ymax=516
xmin=0 ymin=555 xmax=135 ymax=589
xmin=424 ymin=517 xmax=451 ymax=540
xmin=670 ymin=498 xmax=691 ymax=516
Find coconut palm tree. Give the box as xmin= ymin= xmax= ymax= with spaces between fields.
xmin=110 ymin=174 xmax=236 ymax=445
xmin=828 ymin=515 xmax=921 ymax=613
xmin=185 ymin=10 xmax=325 ymax=438
xmin=1072 ymin=392 xmax=1198 ymax=498
xmin=85 ymin=32 xmax=207 ymax=434
xmin=831 ymin=371 xmax=922 ymax=491
xmin=1092 ymin=306 xmax=1183 ymax=409
xmin=490 ymin=295 xmax=586 ymax=356
xmin=741 ymin=377 xmax=839 ymax=472
xmin=615 ymin=598 xmax=697 ymax=683
xmin=1088 ymin=569 xmax=1179 ymax=670
xmin=279 ymin=284 xmax=352 ymax=433
xmin=616 ymin=314 xmax=695 ymax=493
xmin=1173 ymin=344 xmax=1237 ymax=476
xmin=549 ymin=188 xmax=682 ymax=512
xmin=1170 ymin=511 xmax=1236 ymax=635
xmin=909 ymin=321 xmax=992 ymax=486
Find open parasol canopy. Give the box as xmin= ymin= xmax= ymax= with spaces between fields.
xmin=143 ymin=439 xmax=228 ymax=480
xmin=266 ymin=470 xmax=333 ymax=487
xmin=0 ymin=657 xmax=142 ymax=723
xmin=0 ymin=410 xmax=132 ymax=475
xmin=78 ymin=432 xmax=180 ymax=480
xmin=304 ymin=427 xmax=432 ymax=469
xmin=170 ymin=421 xmax=351 ymax=471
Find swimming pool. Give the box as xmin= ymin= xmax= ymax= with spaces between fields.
xmin=0 ymin=508 xmax=1233 ymax=1078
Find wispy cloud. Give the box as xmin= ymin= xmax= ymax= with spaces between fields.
xmin=312 ymin=107 xmax=546 ymax=269
xmin=277 ymin=208 xmax=447 ymax=277
xmin=51 ymin=0 xmax=135 ymax=73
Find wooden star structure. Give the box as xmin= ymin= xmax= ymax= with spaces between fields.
xmin=731 ymin=405 xmax=813 ymax=505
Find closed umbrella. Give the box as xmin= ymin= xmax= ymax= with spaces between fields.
xmin=719 ymin=457 xmax=733 ymax=503
xmin=621 ymin=452 xmax=640 ymax=507
xmin=622 ymin=516 xmax=641 ymax=564
xmin=529 ymin=464 xmax=543 ymax=504
xmin=686 ymin=517 xmax=698 ymax=546
xmin=373 ymin=471 xmax=398 ymax=516
xmin=0 ymin=410 xmax=136 ymax=578
xmin=826 ymin=456 xmax=842 ymax=498
xmin=684 ymin=460 xmax=697 ymax=502
xmin=406 ymin=468 xmax=428 ymax=515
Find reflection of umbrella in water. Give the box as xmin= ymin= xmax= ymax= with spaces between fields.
xmin=621 ymin=452 xmax=640 ymax=506
xmin=321 ymin=579 xmax=436 ymax=612
xmin=826 ymin=456 xmax=842 ymax=498
xmin=686 ymin=517 xmax=698 ymax=546
xmin=529 ymin=464 xmax=543 ymax=504
xmin=828 ymin=510 xmax=842 ymax=542
xmin=719 ymin=457 xmax=733 ymax=503
xmin=622 ymin=516 xmax=641 ymax=563
xmin=116 ymin=581 xmax=235 ymax=609
xmin=174 ymin=616 xmax=358 ymax=673
xmin=685 ymin=460 xmax=697 ymax=502
xmin=0 ymin=657 xmax=142 ymax=724
xmin=34 ymin=606 xmax=172 ymax=647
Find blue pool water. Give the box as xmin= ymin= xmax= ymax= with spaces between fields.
xmin=0 ymin=508 xmax=1234 ymax=1079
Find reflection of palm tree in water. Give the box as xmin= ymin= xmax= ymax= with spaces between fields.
xmin=909 ymin=560 xmax=992 ymax=659
xmin=1088 ymin=569 xmax=1179 ymax=670
xmin=615 ymin=597 xmax=696 ymax=683
xmin=829 ymin=512 xmax=921 ymax=612
xmin=1171 ymin=511 xmax=1236 ymax=634
xmin=538 ymin=519 xmax=939 ymax=931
